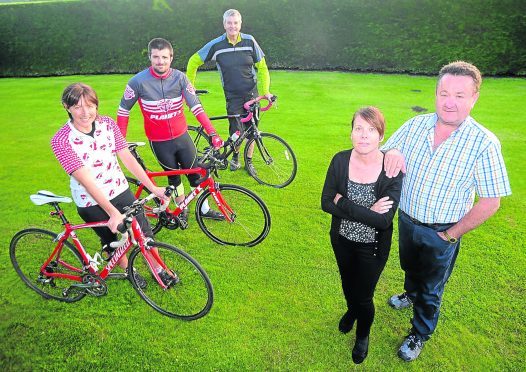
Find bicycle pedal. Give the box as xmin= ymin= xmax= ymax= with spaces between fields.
xmin=178 ymin=219 xmax=189 ymax=230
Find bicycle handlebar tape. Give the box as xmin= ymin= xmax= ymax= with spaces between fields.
xmin=164 ymin=185 xmax=175 ymax=197
xmin=117 ymin=222 xmax=127 ymax=234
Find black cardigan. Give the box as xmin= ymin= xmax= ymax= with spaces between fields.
xmin=321 ymin=149 xmax=403 ymax=253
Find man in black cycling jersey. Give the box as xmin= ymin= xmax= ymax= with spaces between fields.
xmin=186 ymin=9 xmax=273 ymax=173
xmin=118 ymin=38 xmax=225 ymax=224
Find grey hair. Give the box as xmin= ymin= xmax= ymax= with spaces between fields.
xmin=223 ymin=9 xmax=242 ymax=23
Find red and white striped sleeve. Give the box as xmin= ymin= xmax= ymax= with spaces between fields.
xmin=51 ymin=125 xmax=84 ymax=175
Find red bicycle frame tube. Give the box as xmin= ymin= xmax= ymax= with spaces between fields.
xmin=39 ymin=219 xmax=139 ymax=282
xmin=131 ymin=167 xmax=234 ymax=223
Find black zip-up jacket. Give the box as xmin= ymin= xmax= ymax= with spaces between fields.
xmin=321 ymin=149 xmax=403 ymax=255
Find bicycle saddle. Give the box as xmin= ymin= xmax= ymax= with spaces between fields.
xmin=30 ymin=190 xmax=72 ymax=205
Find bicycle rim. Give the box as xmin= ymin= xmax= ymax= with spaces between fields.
xmin=195 ymin=184 xmax=271 ymax=247
xmin=9 ymin=228 xmax=86 ymax=302
xmin=128 ymin=242 xmax=214 ymax=320
xmin=245 ymin=132 xmax=297 ymax=188
xmin=126 ymin=177 xmax=162 ymax=234
xmin=187 ymin=125 xmax=211 ymax=157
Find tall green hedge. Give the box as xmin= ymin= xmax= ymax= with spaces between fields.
xmin=1 ymin=0 xmax=525 ymax=76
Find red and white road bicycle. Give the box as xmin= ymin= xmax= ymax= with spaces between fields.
xmin=10 ymin=189 xmax=213 ymax=320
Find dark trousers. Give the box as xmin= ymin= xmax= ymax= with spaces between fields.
xmin=77 ymin=189 xmax=153 ymax=247
xmin=331 ymin=234 xmax=389 ymax=338
xmin=398 ymin=211 xmax=460 ymax=341
xmin=226 ymin=90 xmax=258 ymax=140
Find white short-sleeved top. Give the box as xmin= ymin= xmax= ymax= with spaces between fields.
xmin=51 ymin=115 xmax=129 ymax=207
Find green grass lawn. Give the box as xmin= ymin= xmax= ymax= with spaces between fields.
xmin=0 ymin=71 xmax=524 ymax=370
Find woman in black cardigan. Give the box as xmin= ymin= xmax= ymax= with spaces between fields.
xmin=321 ymin=106 xmax=403 ymax=364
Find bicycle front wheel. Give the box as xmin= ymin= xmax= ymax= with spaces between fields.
xmin=10 ymin=228 xmax=86 ymax=302
xmin=187 ymin=125 xmax=211 ymax=157
xmin=126 ymin=177 xmax=162 ymax=234
xmin=195 ymin=184 xmax=271 ymax=247
xmin=128 ymin=242 xmax=213 ymax=320
xmin=245 ymin=132 xmax=297 ymax=188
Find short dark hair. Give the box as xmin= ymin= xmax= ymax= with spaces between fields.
xmin=438 ymin=61 xmax=482 ymax=92
xmin=351 ymin=106 xmax=386 ymax=138
xmin=148 ymin=38 xmax=173 ymax=57
xmin=61 ymin=83 xmax=98 ymax=120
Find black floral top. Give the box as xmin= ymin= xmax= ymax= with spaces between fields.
xmin=339 ymin=180 xmax=376 ymax=243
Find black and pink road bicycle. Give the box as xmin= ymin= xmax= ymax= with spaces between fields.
xmin=188 ymin=94 xmax=297 ymax=188
xmin=10 ymin=189 xmax=213 ymax=320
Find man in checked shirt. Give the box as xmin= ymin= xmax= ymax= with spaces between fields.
xmin=382 ymin=61 xmax=511 ymax=361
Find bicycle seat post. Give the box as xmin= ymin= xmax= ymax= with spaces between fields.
xmin=51 ymin=202 xmax=70 ymax=225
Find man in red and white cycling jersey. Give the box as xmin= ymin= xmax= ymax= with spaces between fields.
xmin=117 ymin=38 xmax=224 ymax=223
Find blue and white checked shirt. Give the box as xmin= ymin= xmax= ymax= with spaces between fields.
xmin=383 ymin=113 xmax=511 ymax=223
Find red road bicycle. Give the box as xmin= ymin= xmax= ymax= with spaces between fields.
xmin=126 ymin=143 xmax=271 ymax=247
xmin=188 ymin=95 xmax=297 ymax=188
xmin=10 ymin=189 xmax=213 ymax=320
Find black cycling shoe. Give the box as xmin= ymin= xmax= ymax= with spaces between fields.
xmin=245 ymin=160 xmax=257 ymax=175
xmin=126 ymin=268 xmax=147 ymax=290
xmin=201 ymin=209 xmax=225 ymax=221
xmin=158 ymin=269 xmax=180 ymax=288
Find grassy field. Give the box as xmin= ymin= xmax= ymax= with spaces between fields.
xmin=0 ymin=71 xmax=524 ymax=370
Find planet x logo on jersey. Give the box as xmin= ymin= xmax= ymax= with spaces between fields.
xmin=157 ymin=99 xmax=174 ymax=112
xmin=124 ymin=85 xmax=135 ymax=100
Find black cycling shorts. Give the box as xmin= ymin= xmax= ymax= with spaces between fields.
xmin=149 ymin=131 xmax=200 ymax=188
xmin=77 ymin=188 xmax=153 ymax=246
xmin=226 ymin=90 xmax=259 ymax=140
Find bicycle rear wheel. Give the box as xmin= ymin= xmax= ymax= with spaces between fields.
xmin=126 ymin=177 xmax=162 ymax=234
xmin=195 ymin=184 xmax=271 ymax=247
xmin=10 ymin=228 xmax=86 ymax=302
xmin=187 ymin=125 xmax=211 ymax=157
xmin=128 ymin=242 xmax=213 ymax=320
xmin=245 ymin=132 xmax=297 ymax=188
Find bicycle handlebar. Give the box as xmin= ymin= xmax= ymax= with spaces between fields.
xmin=110 ymin=186 xmax=175 ymax=248
xmin=240 ymin=95 xmax=277 ymax=123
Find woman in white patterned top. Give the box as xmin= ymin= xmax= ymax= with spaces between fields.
xmin=52 ymin=83 xmax=167 ymax=284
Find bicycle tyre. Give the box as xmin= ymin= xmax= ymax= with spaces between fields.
xmin=128 ymin=242 xmax=213 ymax=320
xmin=126 ymin=177 xmax=162 ymax=234
xmin=195 ymin=184 xmax=271 ymax=247
xmin=10 ymin=228 xmax=86 ymax=302
xmin=187 ymin=125 xmax=211 ymax=157
xmin=245 ymin=132 xmax=297 ymax=188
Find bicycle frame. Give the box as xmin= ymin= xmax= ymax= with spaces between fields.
xmin=41 ymin=205 xmax=173 ymax=289
xmin=131 ymin=167 xmax=236 ymax=224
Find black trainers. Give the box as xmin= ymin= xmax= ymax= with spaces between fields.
xmin=201 ymin=209 xmax=226 ymax=221
xmin=158 ymin=269 xmax=180 ymax=288
xmin=388 ymin=292 xmax=412 ymax=309
xmin=126 ymin=268 xmax=147 ymax=290
xmin=245 ymin=160 xmax=257 ymax=175
xmin=398 ymin=333 xmax=424 ymax=361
